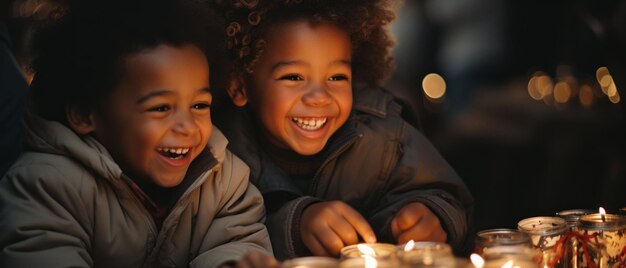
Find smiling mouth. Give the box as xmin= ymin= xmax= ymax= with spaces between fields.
xmin=156 ymin=147 xmax=190 ymax=160
xmin=291 ymin=117 xmax=328 ymax=131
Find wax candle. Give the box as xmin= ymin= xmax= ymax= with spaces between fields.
xmin=481 ymin=245 xmax=540 ymax=268
xmin=340 ymin=243 xmax=398 ymax=260
xmin=397 ymin=240 xmax=454 ymax=267
xmin=577 ymin=213 xmax=626 ymax=268
xmin=281 ymin=257 xmax=339 ymax=268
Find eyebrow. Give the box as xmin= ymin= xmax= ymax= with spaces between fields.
xmin=270 ymin=59 xmax=352 ymax=72
xmin=136 ymin=87 xmax=211 ymax=104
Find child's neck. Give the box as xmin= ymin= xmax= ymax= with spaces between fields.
xmin=261 ymin=138 xmax=324 ymax=179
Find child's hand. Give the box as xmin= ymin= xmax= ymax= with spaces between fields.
xmin=391 ymin=202 xmax=447 ymax=244
xmin=300 ymin=201 xmax=377 ymax=257
xmin=219 ymin=251 xmax=280 ymax=268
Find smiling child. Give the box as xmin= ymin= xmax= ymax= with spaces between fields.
xmin=0 ymin=0 xmax=272 ymax=267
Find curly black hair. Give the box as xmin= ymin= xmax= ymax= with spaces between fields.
xmin=29 ymin=0 xmax=217 ymax=124
xmin=210 ymin=0 xmax=397 ymax=88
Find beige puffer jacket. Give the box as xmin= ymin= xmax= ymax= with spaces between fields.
xmin=0 ymin=111 xmax=272 ymax=268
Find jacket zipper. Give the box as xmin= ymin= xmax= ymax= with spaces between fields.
xmin=309 ymin=133 xmax=361 ymax=195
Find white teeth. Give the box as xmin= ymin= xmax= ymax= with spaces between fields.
xmin=157 ymin=147 xmax=191 ymax=158
xmin=291 ymin=117 xmax=327 ymax=130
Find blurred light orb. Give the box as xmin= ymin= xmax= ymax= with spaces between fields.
xmin=578 ymin=85 xmax=594 ymax=107
xmin=527 ymin=76 xmax=542 ymax=100
xmin=595 ymin=66 xmax=609 ymax=84
xmin=422 ymin=73 xmax=446 ymax=100
xmin=536 ymin=75 xmax=553 ymax=98
xmin=553 ymin=81 xmax=571 ymax=103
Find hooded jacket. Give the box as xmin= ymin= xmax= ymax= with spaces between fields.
xmin=0 ymin=110 xmax=272 ymax=267
xmin=213 ymin=87 xmax=474 ymax=259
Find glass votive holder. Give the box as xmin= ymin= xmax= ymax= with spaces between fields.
xmin=397 ymin=241 xmax=454 ymax=267
xmin=556 ymin=209 xmax=594 ymax=230
xmin=577 ymin=213 xmax=626 ymax=268
xmin=281 ymin=257 xmax=339 ymax=268
xmin=481 ymin=245 xmax=540 ymax=268
xmin=340 ymin=243 xmax=398 ymax=260
xmin=518 ymin=216 xmax=567 ymax=268
xmin=339 ymin=256 xmax=401 ymax=268
xmin=474 ymin=229 xmax=532 ymax=256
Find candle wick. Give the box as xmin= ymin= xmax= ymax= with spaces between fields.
xmin=601 ymin=214 xmax=606 ymax=222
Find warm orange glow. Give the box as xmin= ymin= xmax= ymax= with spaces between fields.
xmin=599 ymin=207 xmax=606 ymax=215
xmin=527 ymin=76 xmax=542 ymax=100
xmin=502 ymin=260 xmax=514 ymax=268
xmin=470 ymin=253 xmax=485 ymax=268
xmin=403 ymin=240 xmax=415 ymax=251
xmin=536 ymin=75 xmax=553 ymax=98
xmin=600 ymin=75 xmax=613 ymax=94
xmin=422 ymin=73 xmax=446 ymax=99
xmin=596 ymin=67 xmax=609 ymax=84
xmin=553 ymin=81 xmax=572 ymax=103
xmin=609 ymin=92 xmax=621 ymax=104
xmin=364 ymin=255 xmax=378 ymax=268
xmin=579 ymin=85 xmax=594 ymax=107
xmin=607 ymin=82 xmax=618 ymax=97
xmin=358 ymin=244 xmax=376 ymax=256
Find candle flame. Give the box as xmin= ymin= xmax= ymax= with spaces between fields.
xmin=501 ymin=260 xmax=514 ymax=268
xmin=358 ymin=244 xmax=376 ymax=256
xmin=599 ymin=207 xmax=606 ymax=215
xmin=470 ymin=253 xmax=485 ymax=268
xmin=404 ymin=240 xmax=416 ymax=251
xmin=364 ymin=255 xmax=378 ymax=268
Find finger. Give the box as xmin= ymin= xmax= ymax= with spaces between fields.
xmin=303 ymin=230 xmax=333 ymax=257
xmin=398 ymin=203 xmax=427 ymax=231
xmin=314 ymin=225 xmax=347 ymax=257
xmin=397 ymin=214 xmax=446 ymax=243
xmin=328 ymin=217 xmax=360 ymax=246
xmin=339 ymin=205 xmax=376 ymax=243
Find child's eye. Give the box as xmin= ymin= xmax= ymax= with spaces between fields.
xmin=329 ymin=75 xmax=350 ymax=81
xmin=192 ymin=103 xmax=211 ymax=110
xmin=148 ymin=105 xmax=170 ymax=112
xmin=279 ymin=74 xmax=304 ymax=81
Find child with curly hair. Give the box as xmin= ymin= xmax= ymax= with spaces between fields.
xmin=0 ymin=0 xmax=274 ymax=267
xmin=210 ymin=0 xmax=474 ymax=260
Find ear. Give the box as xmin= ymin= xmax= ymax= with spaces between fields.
xmin=227 ymin=73 xmax=249 ymax=107
xmin=66 ymin=104 xmax=96 ymax=135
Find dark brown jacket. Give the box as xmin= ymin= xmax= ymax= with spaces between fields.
xmin=214 ymin=87 xmax=474 ymax=259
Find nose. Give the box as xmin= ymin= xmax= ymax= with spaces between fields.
xmin=171 ymin=110 xmax=198 ymax=136
xmin=302 ymin=83 xmax=333 ymax=106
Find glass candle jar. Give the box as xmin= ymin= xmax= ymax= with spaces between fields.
xmin=481 ymin=245 xmax=540 ymax=268
xmin=340 ymin=243 xmax=398 ymax=260
xmin=474 ymin=229 xmax=533 ymax=256
xmin=518 ymin=216 xmax=568 ymax=268
xmin=577 ymin=213 xmax=626 ymax=268
xmin=557 ymin=209 xmax=595 ymax=230
xmin=282 ymin=257 xmax=339 ymax=268
xmin=397 ymin=241 xmax=454 ymax=267
xmin=556 ymin=209 xmax=595 ymax=268
xmin=339 ymin=256 xmax=400 ymax=268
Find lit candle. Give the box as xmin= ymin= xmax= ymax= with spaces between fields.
xmin=281 ymin=257 xmax=339 ymax=268
xmin=340 ymin=243 xmax=397 ymax=260
xmin=398 ymin=240 xmax=454 ymax=267
xmin=577 ymin=210 xmax=626 ymax=268
xmin=339 ymin=243 xmax=399 ymax=268
xmin=518 ymin=216 xmax=567 ymax=268
xmin=480 ymin=245 xmax=540 ymax=268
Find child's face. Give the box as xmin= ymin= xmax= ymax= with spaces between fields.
xmin=91 ymin=44 xmax=212 ymax=187
xmin=244 ymin=21 xmax=353 ymax=155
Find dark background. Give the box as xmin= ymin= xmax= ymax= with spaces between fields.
xmin=4 ymin=0 xmax=626 ymax=257
xmin=384 ymin=0 xmax=626 ymax=255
